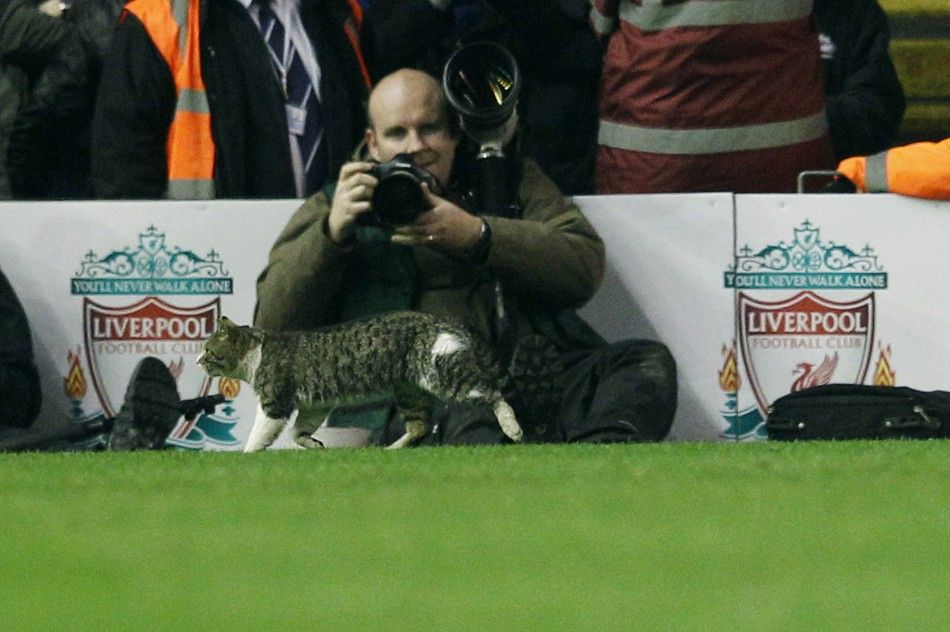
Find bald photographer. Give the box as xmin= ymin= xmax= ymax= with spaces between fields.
xmin=254 ymin=63 xmax=676 ymax=445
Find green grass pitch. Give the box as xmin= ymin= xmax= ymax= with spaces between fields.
xmin=2 ymin=441 xmax=949 ymax=630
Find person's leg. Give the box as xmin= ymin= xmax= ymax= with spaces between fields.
xmin=0 ymin=356 xmax=184 ymax=452
xmin=557 ymin=340 xmax=677 ymax=443
xmin=109 ymin=356 xmax=183 ymax=450
xmin=0 ymin=362 xmax=41 ymax=430
xmin=421 ymin=403 xmax=508 ymax=446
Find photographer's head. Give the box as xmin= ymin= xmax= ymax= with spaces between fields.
xmin=366 ymin=69 xmax=459 ymax=187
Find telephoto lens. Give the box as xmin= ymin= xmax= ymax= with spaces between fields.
xmin=443 ymin=41 xmax=521 ymax=149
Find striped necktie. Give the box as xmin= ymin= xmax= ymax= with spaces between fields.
xmin=254 ymin=0 xmax=328 ymax=195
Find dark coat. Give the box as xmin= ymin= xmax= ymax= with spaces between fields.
xmin=254 ymin=156 xmax=604 ymax=343
xmin=814 ymin=0 xmax=906 ymax=161
xmin=90 ymin=0 xmax=369 ymax=199
xmin=0 ymin=268 xmax=42 ymax=429
xmin=0 ymin=0 xmax=72 ymax=198
xmin=6 ymin=0 xmax=123 ymax=199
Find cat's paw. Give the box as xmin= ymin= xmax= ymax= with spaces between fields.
xmin=244 ymin=410 xmax=289 ymax=452
xmin=505 ymin=424 xmax=524 ymax=443
xmin=293 ymin=433 xmax=325 ymax=449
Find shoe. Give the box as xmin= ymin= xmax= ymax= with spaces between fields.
xmin=108 ymin=357 xmax=182 ymax=451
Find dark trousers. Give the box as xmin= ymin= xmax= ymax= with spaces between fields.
xmin=408 ymin=339 xmax=677 ymax=446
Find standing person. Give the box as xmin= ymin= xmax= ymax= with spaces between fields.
xmin=363 ymin=0 xmax=603 ymax=195
xmin=591 ymin=0 xmax=835 ymax=193
xmin=6 ymin=0 xmax=125 ymax=199
xmin=814 ymin=0 xmax=906 ymax=162
xmin=90 ymin=0 xmax=371 ymax=199
xmin=255 ymin=68 xmax=677 ymax=446
xmin=0 ymin=0 xmax=72 ymax=199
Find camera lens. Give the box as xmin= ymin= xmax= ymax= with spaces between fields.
xmin=372 ymin=172 xmax=429 ymax=227
xmin=443 ymin=42 xmax=521 ymax=139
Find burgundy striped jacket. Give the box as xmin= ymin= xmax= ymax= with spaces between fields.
xmin=591 ymin=0 xmax=835 ymax=193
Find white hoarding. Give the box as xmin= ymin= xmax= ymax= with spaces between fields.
xmin=2 ymin=194 xmax=947 ymax=448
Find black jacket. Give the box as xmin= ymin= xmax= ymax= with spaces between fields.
xmin=6 ymin=0 xmax=122 ymax=199
xmin=91 ymin=0 xmax=369 ymax=199
xmin=0 ymin=0 xmax=72 ymax=198
xmin=814 ymin=0 xmax=906 ymax=161
xmin=365 ymin=0 xmax=601 ymax=195
xmin=0 ymin=268 xmax=42 ymax=429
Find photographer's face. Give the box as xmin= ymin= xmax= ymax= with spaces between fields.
xmin=366 ymin=71 xmax=458 ymax=187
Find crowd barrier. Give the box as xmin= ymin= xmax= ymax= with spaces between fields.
xmin=2 ymin=193 xmax=948 ymax=448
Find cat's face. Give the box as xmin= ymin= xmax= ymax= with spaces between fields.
xmin=197 ymin=317 xmax=259 ymax=378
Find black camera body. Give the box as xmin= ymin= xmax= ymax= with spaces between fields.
xmin=359 ymin=153 xmax=437 ymax=229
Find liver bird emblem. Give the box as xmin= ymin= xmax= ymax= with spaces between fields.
xmin=791 ymin=352 xmax=839 ymax=392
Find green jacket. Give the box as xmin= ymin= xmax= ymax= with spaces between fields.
xmin=253 ymin=157 xmax=606 ymax=440
xmin=255 ymin=158 xmax=605 ymax=348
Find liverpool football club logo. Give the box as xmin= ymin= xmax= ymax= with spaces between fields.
xmin=737 ymin=291 xmax=874 ymax=412
xmin=82 ymin=296 xmax=218 ymax=417
xmin=69 ymin=225 xmax=240 ymax=449
xmin=719 ymin=220 xmax=893 ymax=440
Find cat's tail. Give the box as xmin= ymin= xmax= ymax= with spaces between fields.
xmin=493 ymin=398 xmax=523 ymax=443
xmin=244 ymin=404 xmax=288 ymax=452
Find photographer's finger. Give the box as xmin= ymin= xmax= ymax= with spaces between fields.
xmin=392 ymin=224 xmax=428 ymax=237
xmin=390 ymin=233 xmax=432 ymax=247
xmin=346 ymin=183 xmax=370 ymax=201
xmin=349 ymin=172 xmax=378 ymax=189
xmin=349 ymin=201 xmax=372 ymax=216
xmin=339 ymin=161 xmax=374 ymax=179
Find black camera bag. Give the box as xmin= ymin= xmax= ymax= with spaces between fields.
xmin=766 ymin=384 xmax=950 ymax=441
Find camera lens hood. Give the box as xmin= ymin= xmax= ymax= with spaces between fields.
xmin=443 ymin=41 xmax=521 ymax=146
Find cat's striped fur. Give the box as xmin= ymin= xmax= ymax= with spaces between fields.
xmin=197 ymin=312 xmax=522 ymax=450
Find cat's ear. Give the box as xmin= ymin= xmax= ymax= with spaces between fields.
xmin=217 ymin=316 xmax=236 ymax=333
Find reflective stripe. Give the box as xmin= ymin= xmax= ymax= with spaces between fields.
xmin=864 ymin=151 xmax=889 ymax=192
xmin=620 ymin=0 xmax=812 ymax=32
xmin=589 ymin=6 xmax=617 ymax=35
xmin=176 ymin=87 xmax=210 ymax=114
xmin=171 ymin=0 xmax=188 ymax=60
xmin=166 ymin=178 xmax=216 ymax=200
xmin=598 ymin=111 xmax=827 ymax=155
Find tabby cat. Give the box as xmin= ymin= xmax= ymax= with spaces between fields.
xmin=197 ymin=312 xmax=523 ymax=450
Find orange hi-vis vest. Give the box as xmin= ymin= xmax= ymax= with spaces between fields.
xmin=837 ymin=138 xmax=950 ymax=200
xmin=125 ymin=0 xmax=216 ymax=199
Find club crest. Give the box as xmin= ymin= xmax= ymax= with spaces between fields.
xmin=720 ymin=220 xmax=892 ymax=440
xmin=82 ymin=296 xmax=218 ymax=417
xmin=68 ymin=226 xmax=240 ymax=449
xmin=737 ymin=291 xmax=874 ymax=412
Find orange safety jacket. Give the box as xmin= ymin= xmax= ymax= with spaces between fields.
xmin=837 ymin=138 xmax=950 ymax=200
xmin=123 ymin=0 xmax=370 ymax=200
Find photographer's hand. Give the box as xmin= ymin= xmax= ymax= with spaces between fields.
xmin=391 ymin=188 xmax=484 ymax=253
xmin=327 ymin=161 xmax=377 ymax=244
